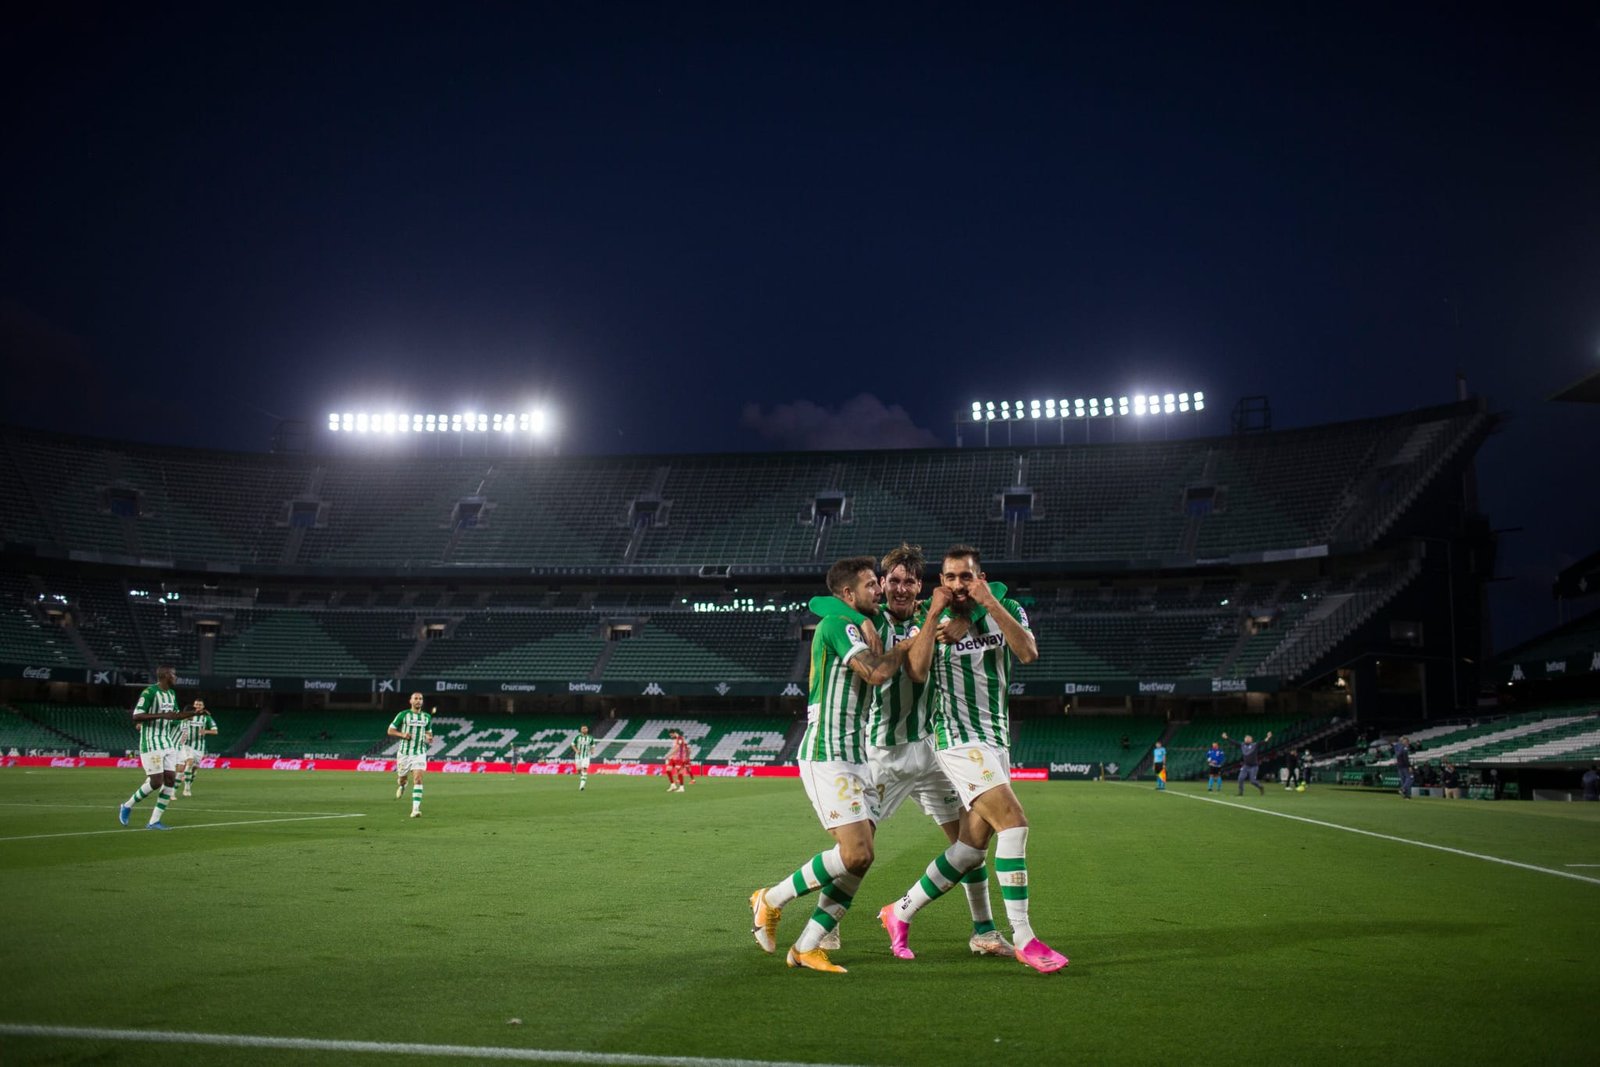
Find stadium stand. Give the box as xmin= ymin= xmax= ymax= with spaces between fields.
xmin=0 ymin=402 xmax=1490 ymax=569
xmin=1009 ymin=716 xmax=1164 ymax=777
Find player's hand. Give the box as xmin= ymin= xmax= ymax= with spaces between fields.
xmin=970 ymin=580 xmax=1000 ymax=609
xmin=860 ymin=617 xmax=882 ymax=653
xmin=424 ymin=733 xmax=434 ymax=743
xmin=925 ymin=585 xmax=952 ymax=614
xmin=936 ymin=614 xmax=970 ymax=644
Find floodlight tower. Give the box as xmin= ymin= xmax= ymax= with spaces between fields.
xmin=956 ymin=390 xmax=1205 ymax=447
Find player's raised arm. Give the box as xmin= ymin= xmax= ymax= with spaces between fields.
xmin=971 ymin=580 xmax=1038 ymax=664
xmin=905 ymin=585 xmax=951 ymax=684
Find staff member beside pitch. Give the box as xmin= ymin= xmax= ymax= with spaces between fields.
xmin=1221 ymin=731 xmax=1272 ymax=796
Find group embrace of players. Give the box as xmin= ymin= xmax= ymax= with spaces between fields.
xmin=116 ymin=665 xmax=217 ymax=829
xmin=749 ymin=543 xmax=1069 ymax=975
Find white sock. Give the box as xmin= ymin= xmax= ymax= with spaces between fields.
xmin=765 ymin=846 xmax=848 ymax=909
xmin=995 ymin=826 xmax=1034 ymax=946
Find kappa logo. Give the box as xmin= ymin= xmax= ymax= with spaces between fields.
xmin=828 ymin=810 xmax=842 ymax=820
xmin=642 ymin=682 xmax=665 ymax=696
xmin=1592 ymin=651 xmax=1600 ymax=672
xmin=714 ymin=682 xmax=730 ymax=695
xmin=1510 ymin=664 xmax=1525 ymax=682
xmin=781 ymin=683 xmax=803 ymax=697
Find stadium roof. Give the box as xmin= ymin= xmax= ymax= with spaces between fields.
xmin=1548 ymin=368 xmax=1600 ymax=404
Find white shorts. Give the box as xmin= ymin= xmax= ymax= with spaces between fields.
xmin=396 ymin=754 xmax=428 ymax=774
xmin=868 ymin=738 xmax=961 ymax=825
xmin=575 ymin=758 xmax=591 ymax=772
xmin=934 ymin=743 xmax=1013 ymax=809
xmin=139 ymin=749 xmax=179 ymax=775
xmin=798 ymin=759 xmax=881 ymax=831
xmin=176 ymin=746 xmax=198 ymax=764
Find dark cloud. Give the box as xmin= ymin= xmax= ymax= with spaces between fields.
xmin=741 ymin=394 xmax=943 ymax=451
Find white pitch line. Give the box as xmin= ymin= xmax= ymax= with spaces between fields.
xmin=0 ymin=1024 xmax=875 ymax=1067
xmin=1565 ymin=864 xmax=1600 ymax=868
xmin=1144 ymin=786 xmax=1600 ymax=887
xmin=0 ymin=813 xmax=365 ymax=843
xmin=0 ymin=802 xmax=363 ymax=816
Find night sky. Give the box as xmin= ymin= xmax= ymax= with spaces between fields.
xmin=3 ymin=4 xmax=1597 ymax=648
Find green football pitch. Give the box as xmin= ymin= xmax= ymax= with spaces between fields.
xmin=2 ymin=769 xmax=1596 ymax=1065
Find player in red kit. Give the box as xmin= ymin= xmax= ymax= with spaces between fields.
xmin=665 ymin=729 xmax=695 ymax=793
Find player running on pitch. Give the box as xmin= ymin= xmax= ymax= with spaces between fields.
xmin=119 ymin=666 xmax=207 ymax=829
xmin=570 ymin=724 xmax=595 ymax=791
xmin=388 ymin=693 xmax=434 ymax=818
xmin=175 ymin=699 xmax=217 ymax=796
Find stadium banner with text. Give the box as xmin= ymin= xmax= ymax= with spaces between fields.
xmin=400 ymin=679 xmax=809 ymax=698
xmin=2 ymin=665 xmax=98 ymax=683
xmin=1496 ymin=650 xmax=1600 ymax=686
xmin=1060 ymin=676 xmax=1280 ymax=697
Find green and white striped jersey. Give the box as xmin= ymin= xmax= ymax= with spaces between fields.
xmin=389 ymin=710 xmax=433 ymax=758
xmin=864 ymin=609 xmax=932 ymax=746
xmin=799 ymin=613 xmax=874 ymax=762
xmin=134 ymin=684 xmax=181 ymax=753
xmin=572 ymin=733 xmax=595 ymax=759
xmin=178 ymin=712 xmax=217 ymax=753
xmin=931 ymin=598 xmax=1032 ymax=750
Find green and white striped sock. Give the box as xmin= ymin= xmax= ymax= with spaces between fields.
xmin=962 ymin=863 xmax=997 ymax=934
xmin=148 ymin=786 xmax=174 ymax=825
xmin=184 ymin=766 xmax=196 ymax=788
xmin=125 ymin=782 xmax=153 ymax=807
xmin=765 ymin=846 xmax=847 ymax=910
xmin=995 ymin=826 xmax=1033 ymax=946
xmin=411 ymin=784 xmax=423 ymax=812
xmin=794 ymin=870 xmax=861 ymax=953
xmin=893 ymin=840 xmax=984 ymax=923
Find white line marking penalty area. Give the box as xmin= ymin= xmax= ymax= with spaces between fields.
xmin=0 ymin=813 xmax=365 ymax=843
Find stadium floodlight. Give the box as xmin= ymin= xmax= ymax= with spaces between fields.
xmin=971 ymin=401 xmax=982 ymax=418
xmin=1030 ymin=400 xmax=1042 ymax=419
xmin=327 ymin=413 xmax=340 ymax=431
xmin=1133 ymin=396 xmax=1147 ymax=416
xmin=355 ymin=413 xmax=369 ymax=433
xmin=1164 ymin=393 xmax=1176 ymax=414
xmin=1194 ymin=391 xmax=1205 ymax=412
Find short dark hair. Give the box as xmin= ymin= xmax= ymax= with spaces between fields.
xmin=826 ymin=555 xmax=877 ymax=596
xmin=943 ymin=544 xmax=982 ymax=568
xmin=880 ymin=542 xmax=924 ymax=577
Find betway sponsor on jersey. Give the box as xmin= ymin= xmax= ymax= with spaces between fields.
xmin=950 ymin=632 xmax=1007 ymax=655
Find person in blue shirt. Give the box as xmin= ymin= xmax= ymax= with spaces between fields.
xmin=1151 ymin=742 xmax=1167 ymax=790
xmin=1204 ymin=742 xmax=1225 ymax=792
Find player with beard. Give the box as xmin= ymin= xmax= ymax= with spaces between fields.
xmin=878 ymin=544 xmax=1070 ymax=974
xmin=855 ymin=542 xmax=1012 ymax=957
